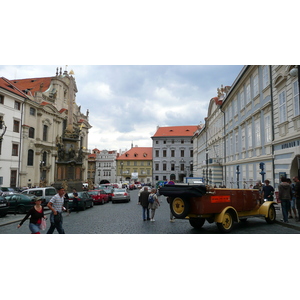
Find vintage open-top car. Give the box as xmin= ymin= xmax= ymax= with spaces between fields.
xmin=159 ymin=184 xmax=277 ymax=233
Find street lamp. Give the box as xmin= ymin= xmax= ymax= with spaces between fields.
xmin=120 ymin=162 xmax=123 ymax=183
xmin=236 ymin=165 xmax=240 ymax=189
xmin=259 ymin=162 xmax=266 ymax=183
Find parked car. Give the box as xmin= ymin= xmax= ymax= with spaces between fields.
xmin=22 ymin=187 xmax=57 ymax=205
xmin=103 ymin=187 xmax=114 ymax=201
xmin=5 ymin=193 xmax=43 ymax=214
xmin=67 ymin=191 xmax=94 ymax=211
xmin=88 ymin=190 xmax=109 ymax=205
xmin=0 ymin=195 xmax=10 ymax=217
xmin=111 ymin=188 xmax=130 ymax=203
xmin=0 ymin=187 xmax=15 ymax=196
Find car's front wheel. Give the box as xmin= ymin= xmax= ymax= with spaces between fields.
xmin=217 ymin=210 xmax=234 ymax=233
xmin=265 ymin=204 xmax=276 ymax=224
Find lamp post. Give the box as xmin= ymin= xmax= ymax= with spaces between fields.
xmin=259 ymin=162 xmax=265 ymax=183
xmin=120 ymin=162 xmax=123 ymax=183
xmin=236 ymin=165 xmax=240 ymax=189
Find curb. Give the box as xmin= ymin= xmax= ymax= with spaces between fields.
xmin=274 ymin=219 xmax=300 ymax=231
xmin=0 ymin=210 xmax=51 ymax=227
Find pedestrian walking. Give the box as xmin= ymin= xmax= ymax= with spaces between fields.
xmin=278 ymin=177 xmax=293 ymax=223
xmin=261 ymin=180 xmax=274 ymax=201
xmin=287 ymin=178 xmax=297 ymax=219
xmin=148 ymin=188 xmax=160 ymax=222
xmin=17 ymin=198 xmax=46 ymax=234
xmin=47 ymin=186 xmax=66 ymax=234
xmin=166 ymin=197 xmax=175 ymax=222
xmin=139 ymin=186 xmax=150 ymax=221
xmin=293 ymin=176 xmax=300 ymax=222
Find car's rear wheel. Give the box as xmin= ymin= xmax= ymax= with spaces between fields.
xmin=18 ymin=206 xmax=26 ymax=214
xmin=217 ymin=211 xmax=234 ymax=233
xmin=170 ymin=197 xmax=190 ymax=219
xmin=265 ymin=204 xmax=276 ymax=224
xmin=189 ymin=218 xmax=205 ymax=229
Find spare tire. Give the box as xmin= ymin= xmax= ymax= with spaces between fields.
xmin=170 ymin=197 xmax=190 ymax=219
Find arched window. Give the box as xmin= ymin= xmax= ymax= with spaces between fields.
xmin=27 ymin=149 xmax=34 ymax=166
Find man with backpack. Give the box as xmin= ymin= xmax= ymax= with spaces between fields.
xmin=139 ymin=187 xmax=150 ymax=221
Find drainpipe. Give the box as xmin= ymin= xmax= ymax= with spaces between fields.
xmin=18 ymin=99 xmax=25 ymax=188
xmin=269 ymin=65 xmax=276 ymax=187
xmin=220 ymin=107 xmax=226 ymax=186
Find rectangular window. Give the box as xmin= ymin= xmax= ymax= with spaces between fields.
xmin=265 ymin=115 xmax=272 ymax=143
xmin=163 ymin=150 xmax=167 ymax=157
xmin=255 ymin=119 xmax=261 ymax=146
xmin=180 ymin=164 xmax=184 ymax=171
xmin=246 ymin=83 xmax=251 ymax=104
xmin=14 ymin=101 xmax=21 ymax=110
xmin=293 ymin=80 xmax=300 ymax=116
xmin=181 ymin=150 xmax=184 ymax=157
xmin=12 ymin=144 xmax=19 ymax=156
xmin=235 ymin=133 xmax=239 ymax=153
xmin=155 ymin=150 xmax=159 ymax=157
xmin=253 ymin=74 xmax=259 ymax=96
xmin=30 ymin=107 xmax=36 ymax=116
xmin=241 ymin=128 xmax=245 ymax=150
xmin=233 ymin=98 xmax=238 ymax=115
xmin=13 ymin=120 xmax=20 ymax=133
xmin=29 ymin=127 xmax=35 ymax=138
xmin=0 ymin=95 xmax=4 ymax=104
xmin=248 ymin=124 xmax=252 ymax=148
xmin=278 ymin=90 xmax=287 ymax=123
xmin=190 ymin=150 xmax=193 ymax=157
xmin=263 ymin=66 xmax=269 ymax=89
xmin=163 ymin=163 xmax=166 ymax=171
xmin=171 ymin=150 xmax=175 ymax=157
xmin=171 ymin=163 xmax=175 ymax=171
xmin=240 ymin=90 xmax=245 ymax=109
xmin=10 ymin=170 xmax=17 ymax=187
xmin=43 ymin=125 xmax=48 ymax=141
xmin=155 ymin=164 xmax=159 ymax=171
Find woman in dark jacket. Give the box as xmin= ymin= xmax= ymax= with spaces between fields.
xmin=17 ymin=198 xmax=46 ymax=234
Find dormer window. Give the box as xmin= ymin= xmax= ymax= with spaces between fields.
xmin=143 ymin=153 xmax=147 ymax=157
xmin=134 ymin=153 xmax=138 ymax=157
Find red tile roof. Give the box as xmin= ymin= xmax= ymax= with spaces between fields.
xmin=10 ymin=77 xmax=52 ymax=96
xmin=152 ymin=125 xmax=198 ymax=137
xmin=117 ymin=147 xmax=152 ymax=160
xmin=0 ymin=77 xmax=28 ymax=98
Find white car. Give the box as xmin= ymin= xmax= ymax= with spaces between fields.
xmin=111 ymin=188 xmax=130 ymax=203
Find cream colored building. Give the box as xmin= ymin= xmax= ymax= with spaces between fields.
xmin=1 ymin=68 xmax=91 ymax=189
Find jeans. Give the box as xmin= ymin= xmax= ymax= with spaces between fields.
xmin=47 ymin=212 xmax=65 ymax=234
xmin=29 ymin=223 xmax=41 ymax=233
xmin=142 ymin=207 xmax=149 ymax=220
xmin=281 ymin=199 xmax=291 ymax=222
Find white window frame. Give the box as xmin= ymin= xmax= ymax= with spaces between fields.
xmin=246 ymin=83 xmax=251 ymax=104
xmin=240 ymin=90 xmax=245 ymax=109
xmin=241 ymin=128 xmax=245 ymax=151
xmin=264 ymin=114 xmax=272 ymax=143
xmin=253 ymin=74 xmax=259 ymax=96
xmin=255 ymin=119 xmax=261 ymax=146
xmin=235 ymin=133 xmax=239 ymax=153
xmin=293 ymin=80 xmax=299 ymax=116
xmin=233 ymin=98 xmax=238 ymax=115
xmin=247 ymin=124 xmax=252 ymax=148
xmin=263 ymin=66 xmax=269 ymax=89
xmin=278 ymin=90 xmax=287 ymax=123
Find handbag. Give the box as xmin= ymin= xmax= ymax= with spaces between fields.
xmin=39 ymin=218 xmax=47 ymax=231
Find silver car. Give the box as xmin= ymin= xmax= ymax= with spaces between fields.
xmin=111 ymin=188 xmax=130 ymax=204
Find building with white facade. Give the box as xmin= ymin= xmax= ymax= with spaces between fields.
xmin=151 ymin=125 xmax=198 ymax=185
xmin=193 ymin=65 xmax=300 ymax=189
xmin=95 ymin=149 xmax=118 ymax=184
xmin=0 ymin=77 xmax=27 ymax=187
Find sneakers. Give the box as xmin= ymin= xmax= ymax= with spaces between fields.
xmin=170 ymin=219 xmax=175 ymax=222
xmin=150 ymin=219 xmax=155 ymax=222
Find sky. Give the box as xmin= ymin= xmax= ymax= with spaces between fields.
xmin=0 ymin=65 xmax=243 ymax=152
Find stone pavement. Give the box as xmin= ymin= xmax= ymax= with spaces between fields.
xmin=1 ymin=202 xmax=300 ymax=231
